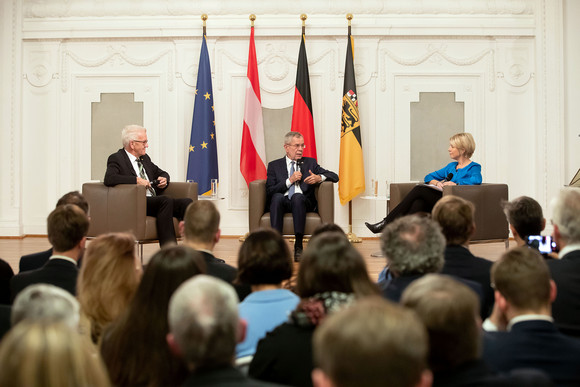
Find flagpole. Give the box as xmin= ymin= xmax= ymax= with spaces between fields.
xmin=301 ymin=13 xmax=306 ymax=34
xmin=202 ymin=14 xmax=207 ymax=36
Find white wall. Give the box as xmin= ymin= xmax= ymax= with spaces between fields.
xmin=0 ymin=0 xmax=576 ymax=237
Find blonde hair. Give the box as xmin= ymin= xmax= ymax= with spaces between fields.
xmin=77 ymin=233 xmax=141 ymax=343
xmin=0 ymin=322 xmax=111 ymax=387
xmin=449 ymin=132 xmax=476 ymax=158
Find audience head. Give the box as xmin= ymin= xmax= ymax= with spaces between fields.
xmin=77 ymin=232 xmax=141 ymax=342
xmin=380 ymin=215 xmax=445 ymax=277
xmin=311 ymin=223 xmax=347 ymax=240
xmin=432 ymin=195 xmax=475 ymax=245
xmin=449 ymin=132 xmax=476 ymax=158
xmin=551 ymin=188 xmax=580 ymax=247
xmin=121 ymin=124 xmax=146 ymax=148
xmin=502 ymin=196 xmax=545 ymax=244
xmin=312 ymin=297 xmax=431 ymax=387
xmin=181 ymin=200 xmax=220 ymax=246
xmin=0 ymin=322 xmax=111 ymax=387
xmin=11 ymin=284 xmax=80 ymax=329
xmin=236 ymin=229 xmax=292 ymax=286
xmin=401 ymin=274 xmax=481 ymax=372
xmin=56 ymin=190 xmax=89 ymax=215
xmin=47 ymin=204 xmax=89 ymax=255
xmin=297 ymin=232 xmax=378 ymax=298
xmin=491 ymin=246 xmax=555 ymax=317
xmin=168 ymin=275 xmax=240 ymax=371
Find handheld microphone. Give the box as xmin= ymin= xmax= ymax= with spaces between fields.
xmin=296 ymin=159 xmax=304 ymax=172
xmin=441 ymin=173 xmax=453 ymax=183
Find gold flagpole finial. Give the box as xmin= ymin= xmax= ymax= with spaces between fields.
xmin=250 ymin=14 xmax=256 ymax=27
xmin=300 ymin=14 xmax=307 ymax=34
xmin=201 ymin=14 xmax=208 ymax=24
xmin=346 ymin=13 xmax=353 ymax=26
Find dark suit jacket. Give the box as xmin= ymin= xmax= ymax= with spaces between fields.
xmin=19 ymin=248 xmax=52 ymax=273
xmin=103 ymin=149 xmax=169 ymax=195
xmin=183 ymin=365 xmax=281 ymax=387
xmin=441 ymin=245 xmax=494 ymax=318
xmin=0 ymin=259 xmax=14 ymax=305
xmin=199 ymin=251 xmax=251 ymax=302
xmin=10 ymin=258 xmax=78 ymax=301
xmin=547 ymin=249 xmax=580 ymax=336
xmin=0 ymin=305 xmax=11 ymax=340
xmin=483 ymin=320 xmax=580 ymax=386
xmin=265 ymin=156 xmax=338 ymax=210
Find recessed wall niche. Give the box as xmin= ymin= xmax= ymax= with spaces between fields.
xmin=91 ymin=93 xmax=143 ymax=181
xmin=410 ymin=92 xmax=465 ymax=181
xmin=262 ymin=106 xmax=292 ymax=163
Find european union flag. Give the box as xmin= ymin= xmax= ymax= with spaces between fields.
xmin=187 ymin=35 xmax=218 ymax=196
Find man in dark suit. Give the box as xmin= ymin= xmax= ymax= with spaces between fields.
xmin=483 ymin=246 xmax=580 ymax=385
xmin=19 ymin=191 xmax=89 ymax=273
xmin=180 ymin=200 xmax=251 ymax=301
xmin=266 ymin=131 xmax=338 ymax=260
xmin=432 ymin=195 xmax=494 ymax=318
xmin=104 ymin=124 xmax=192 ymax=247
xmin=547 ymin=188 xmax=580 ymax=336
xmin=167 ymin=275 xmax=278 ymax=387
xmin=10 ymin=204 xmax=89 ymax=301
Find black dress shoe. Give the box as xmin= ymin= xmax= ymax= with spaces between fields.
xmin=294 ymin=246 xmax=303 ymax=262
xmin=365 ymin=218 xmax=388 ymax=234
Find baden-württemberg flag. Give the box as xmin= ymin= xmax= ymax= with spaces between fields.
xmin=187 ymin=35 xmax=218 ymax=196
xmin=338 ymin=27 xmax=365 ymax=205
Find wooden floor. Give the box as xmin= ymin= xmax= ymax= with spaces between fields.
xmin=0 ymin=235 xmax=515 ymax=280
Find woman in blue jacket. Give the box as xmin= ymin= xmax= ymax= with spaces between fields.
xmin=366 ymin=132 xmax=482 ymax=233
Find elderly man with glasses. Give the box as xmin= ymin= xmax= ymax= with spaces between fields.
xmin=265 ymin=131 xmax=338 ymax=261
xmin=104 ymin=124 xmax=192 ymax=247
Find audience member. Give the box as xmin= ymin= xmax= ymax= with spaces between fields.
xmin=310 ymin=223 xmax=346 ymax=240
xmin=104 ymin=124 xmax=192 ymax=247
xmin=547 ymin=188 xmax=580 ymax=335
xmin=0 ymin=258 xmax=14 ymax=304
xmin=432 ymin=195 xmax=494 ymax=317
xmin=483 ymin=246 xmax=580 ymax=385
xmin=77 ymin=232 xmax=141 ymax=344
xmin=0 ymin=322 xmax=111 ymax=387
xmin=181 ymin=200 xmax=251 ymax=300
xmin=101 ymin=246 xmax=206 ymax=387
xmin=235 ymin=229 xmax=299 ymax=359
xmin=167 ymin=275 xmax=278 ymax=386
xmin=11 ymin=283 xmax=79 ymax=328
xmin=249 ymin=232 xmax=378 ymax=387
xmin=19 ymin=191 xmax=90 ymax=273
xmin=502 ymin=196 xmax=545 ymax=246
xmin=312 ymin=297 xmax=432 ymax=387
xmin=10 ymin=204 xmax=89 ymax=301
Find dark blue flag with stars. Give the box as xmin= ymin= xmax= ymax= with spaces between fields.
xmin=187 ymin=35 xmax=218 ymax=196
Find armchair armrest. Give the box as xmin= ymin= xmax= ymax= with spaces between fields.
xmin=389 ymin=183 xmax=418 ymax=209
xmin=315 ymin=181 xmax=335 ymax=224
xmin=249 ymin=180 xmax=267 ymax=233
xmin=163 ymin=182 xmax=198 ymax=200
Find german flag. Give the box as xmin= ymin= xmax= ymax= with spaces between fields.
xmin=338 ymin=26 xmax=365 ymax=205
xmin=290 ymin=33 xmax=317 ymax=160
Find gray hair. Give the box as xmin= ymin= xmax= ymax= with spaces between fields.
xmin=380 ymin=215 xmax=445 ymax=276
xmin=11 ymin=284 xmax=80 ymax=329
xmin=284 ymin=131 xmax=303 ymax=145
xmin=168 ymin=275 xmax=239 ymax=369
xmin=551 ymin=188 xmax=580 ymax=244
xmin=121 ymin=124 xmax=146 ymax=148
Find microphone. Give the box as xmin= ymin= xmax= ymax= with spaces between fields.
xmin=296 ymin=159 xmax=304 ymax=172
xmin=441 ymin=173 xmax=453 ymax=183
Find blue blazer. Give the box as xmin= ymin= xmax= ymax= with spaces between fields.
xmin=424 ymin=161 xmax=482 ymax=185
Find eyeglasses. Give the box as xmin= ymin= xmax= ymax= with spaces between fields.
xmin=133 ymin=140 xmax=148 ymax=145
xmin=286 ymin=144 xmax=306 ymax=149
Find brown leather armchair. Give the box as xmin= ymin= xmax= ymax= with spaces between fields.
xmin=82 ymin=182 xmax=198 ymax=260
xmin=390 ymin=183 xmax=509 ymax=245
xmin=248 ymin=179 xmax=334 ymax=235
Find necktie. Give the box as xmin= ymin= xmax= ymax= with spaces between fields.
xmin=136 ymin=158 xmax=156 ymax=197
xmin=288 ymin=161 xmax=295 ymax=199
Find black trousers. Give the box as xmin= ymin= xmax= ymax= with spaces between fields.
xmin=269 ymin=193 xmax=315 ymax=236
xmin=385 ymin=185 xmax=442 ymax=224
xmin=146 ymin=196 xmax=193 ymax=246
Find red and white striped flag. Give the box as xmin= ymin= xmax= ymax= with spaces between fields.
xmin=240 ymin=25 xmax=267 ymax=186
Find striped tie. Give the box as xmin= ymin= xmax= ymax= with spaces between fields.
xmin=137 ymin=158 xmax=156 ymax=196
xmin=288 ymin=161 xmax=295 ymax=199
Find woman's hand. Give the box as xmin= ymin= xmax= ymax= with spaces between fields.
xmin=442 ymin=181 xmax=456 ymax=186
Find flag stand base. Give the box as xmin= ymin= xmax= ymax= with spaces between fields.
xmin=347 ymin=231 xmax=362 ymax=243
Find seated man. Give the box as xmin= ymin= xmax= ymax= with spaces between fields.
xmin=502 ymin=196 xmax=547 ymax=249
xmin=483 ymin=246 xmax=580 ymax=385
xmin=266 ymin=131 xmax=338 ymax=261
xmin=104 ymin=124 xmax=192 ymax=247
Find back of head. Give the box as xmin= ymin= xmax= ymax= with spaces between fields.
xmin=491 ymin=246 xmax=551 ymax=311
xmin=47 ymin=204 xmax=89 ymax=253
xmin=381 ymin=215 xmax=445 ymax=276
xmin=296 ymin=232 xmax=378 ymax=298
xmin=168 ymin=275 xmax=238 ymax=370
xmin=183 ymin=201 xmax=220 ymax=244
xmin=236 ymin=229 xmax=293 ymax=285
xmin=551 ymin=188 xmax=580 ymax=244
xmin=12 ymin=284 xmax=80 ymax=329
xmin=313 ymin=297 xmax=429 ymax=387
xmin=432 ymin=195 xmax=475 ymax=245
xmin=310 ymin=223 xmax=346 ymax=239
xmin=121 ymin=124 xmax=146 ymax=148
xmin=0 ymin=322 xmax=110 ymax=387
xmin=401 ymin=274 xmax=481 ymax=372
xmin=502 ymin=196 xmax=544 ymax=240
xmin=56 ymin=191 xmax=89 ymax=215
xmin=449 ymin=132 xmax=476 ymax=158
